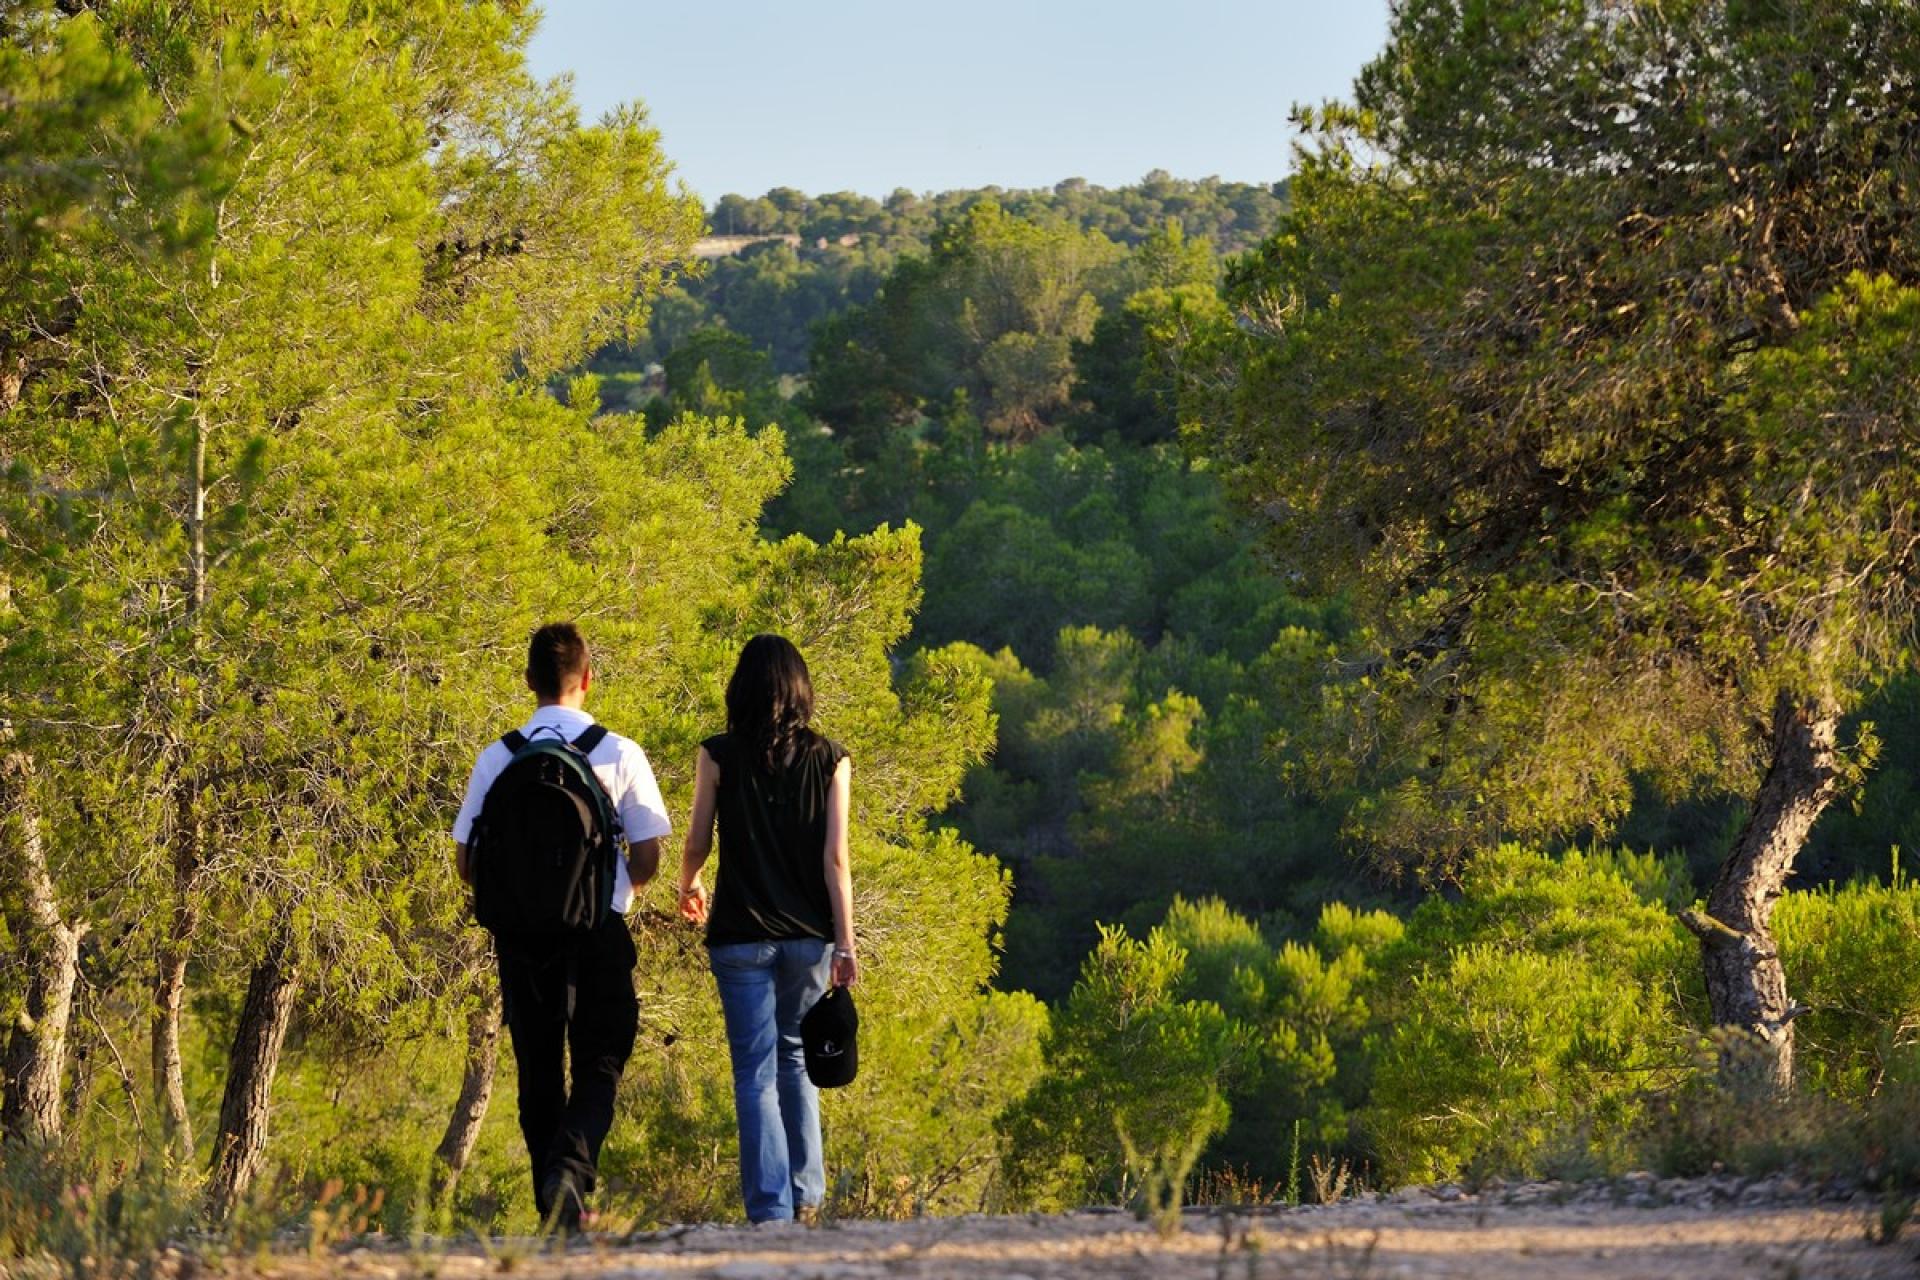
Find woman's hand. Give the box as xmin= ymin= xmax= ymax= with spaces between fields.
xmin=678 ymin=877 xmax=708 ymax=925
xmin=831 ymin=945 xmax=858 ymax=988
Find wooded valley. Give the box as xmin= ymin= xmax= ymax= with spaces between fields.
xmin=2 ymin=0 xmax=1918 ymax=1253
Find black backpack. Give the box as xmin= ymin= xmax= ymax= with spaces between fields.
xmin=469 ymin=726 xmax=622 ymax=940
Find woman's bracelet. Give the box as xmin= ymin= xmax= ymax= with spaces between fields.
xmin=833 ymin=946 xmax=855 ymax=958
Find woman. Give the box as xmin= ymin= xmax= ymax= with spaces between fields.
xmin=677 ymin=634 xmax=858 ymax=1224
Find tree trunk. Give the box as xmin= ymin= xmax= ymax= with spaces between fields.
xmin=152 ymin=941 xmax=195 ymax=1163
xmin=1681 ymin=693 xmax=1842 ymax=1091
xmin=162 ymin=406 xmax=211 ymax=1164
xmin=206 ymin=925 xmax=299 ymax=1223
xmin=1 ymin=752 xmax=87 ymax=1146
xmin=430 ymin=984 xmax=503 ymax=1207
xmin=153 ymin=778 xmax=202 ymax=1165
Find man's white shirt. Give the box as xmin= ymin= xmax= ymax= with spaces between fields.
xmin=453 ymin=705 xmax=671 ymax=915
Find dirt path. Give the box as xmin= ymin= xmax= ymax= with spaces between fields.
xmin=270 ymin=1193 xmax=1914 ymax=1280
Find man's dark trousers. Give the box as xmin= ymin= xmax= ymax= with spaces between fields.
xmin=496 ymin=917 xmax=638 ymax=1213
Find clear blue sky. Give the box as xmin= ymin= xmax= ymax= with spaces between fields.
xmin=524 ymin=1 xmax=1391 ymax=204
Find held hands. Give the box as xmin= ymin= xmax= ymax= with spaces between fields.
xmin=831 ymin=944 xmax=859 ymax=988
xmin=677 ymin=877 xmax=709 ymax=925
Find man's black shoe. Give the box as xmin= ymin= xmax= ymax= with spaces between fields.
xmin=541 ymin=1170 xmax=585 ymax=1235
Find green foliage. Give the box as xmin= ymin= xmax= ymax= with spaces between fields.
xmin=1639 ymin=1067 xmax=1920 ymax=1188
xmin=997 ymin=895 xmax=1407 ymax=1207
xmin=808 ymin=201 xmax=1125 ymax=445
xmin=944 ymin=606 xmax=1357 ymax=998
xmin=829 ymin=990 xmax=1049 ymax=1217
xmin=1776 ymin=877 xmax=1920 ymax=1101
xmin=0 ymin=1144 xmax=204 ymax=1272
xmin=1371 ymin=945 xmax=1673 ymax=1184
xmin=998 ymin=925 xmax=1237 ymax=1211
xmin=20 ymin=0 xmax=1920 ymax=1236
xmin=1366 ymin=846 xmax=1695 ymax=1183
xmin=707 ymin=175 xmax=1286 ymax=251
xmin=1187 ymin=0 xmax=1920 ymax=871
xmin=599 ymin=177 xmax=1285 ymax=387
xmin=0 ymin=0 xmax=1038 ymax=1237
xmin=4 ymin=0 xmax=709 ymax=1061
xmin=1162 ymin=898 xmax=1401 ymax=1173
xmin=1068 ymin=221 xmax=1226 ymax=446
xmin=1801 ymin=677 xmax=1920 ymax=886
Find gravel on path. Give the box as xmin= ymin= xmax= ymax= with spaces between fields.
xmin=246 ymin=1182 xmax=1917 ymax=1280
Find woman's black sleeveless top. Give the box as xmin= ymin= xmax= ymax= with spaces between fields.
xmin=702 ymin=729 xmax=848 ymax=946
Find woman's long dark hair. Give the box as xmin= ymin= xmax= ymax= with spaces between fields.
xmin=725 ymin=634 xmax=815 ymax=770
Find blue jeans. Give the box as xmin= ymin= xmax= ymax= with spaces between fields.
xmin=708 ymin=938 xmax=834 ymax=1222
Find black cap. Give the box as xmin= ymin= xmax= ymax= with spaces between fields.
xmin=800 ymin=984 xmax=858 ymax=1088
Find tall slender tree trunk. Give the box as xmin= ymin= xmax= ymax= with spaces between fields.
xmin=206 ymin=925 xmax=299 ymax=1223
xmin=159 ymin=406 xmax=212 ymax=1164
xmin=153 ymin=778 xmax=202 ymax=1165
xmin=152 ymin=937 xmax=196 ymax=1163
xmin=0 ymin=752 xmax=87 ymax=1146
xmin=430 ymin=985 xmax=502 ymax=1207
xmin=1682 ymin=692 xmax=1842 ymax=1091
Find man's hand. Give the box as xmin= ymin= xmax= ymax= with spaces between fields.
xmin=627 ymin=836 xmax=662 ymax=889
xmin=678 ymin=877 xmax=708 ymax=925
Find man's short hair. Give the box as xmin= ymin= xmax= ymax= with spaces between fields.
xmin=526 ymin=622 xmax=589 ymax=699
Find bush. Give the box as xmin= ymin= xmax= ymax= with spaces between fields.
xmin=1161 ymin=897 xmax=1401 ymax=1174
xmin=997 ymin=925 xmax=1238 ymax=1210
xmin=0 ymin=1146 xmax=201 ymax=1275
xmin=1370 ymin=944 xmax=1686 ymax=1183
xmin=1638 ymin=1055 xmax=1920 ymax=1187
xmin=1365 ymin=845 xmax=1694 ymax=1183
xmin=829 ymin=991 xmax=1049 ymax=1217
xmin=1776 ymin=876 xmax=1920 ymax=1100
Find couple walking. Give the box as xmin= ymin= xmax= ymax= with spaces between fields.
xmin=452 ymin=623 xmax=857 ymax=1229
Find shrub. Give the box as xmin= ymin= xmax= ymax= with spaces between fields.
xmin=1637 ymin=1048 xmax=1920 ymax=1189
xmin=1365 ymin=845 xmax=1694 ymax=1183
xmin=1370 ymin=943 xmax=1686 ymax=1183
xmin=1152 ymin=897 xmax=1401 ymax=1178
xmin=997 ymin=925 xmax=1238 ymax=1210
xmin=1775 ymin=876 xmax=1920 ymax=1100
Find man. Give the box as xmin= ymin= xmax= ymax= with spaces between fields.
xmin=453 ymin=622 xmax=670 ymax=1230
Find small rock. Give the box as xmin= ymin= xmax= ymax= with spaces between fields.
xmin=1821 ymin=1175 xmax=1860 ymax=1202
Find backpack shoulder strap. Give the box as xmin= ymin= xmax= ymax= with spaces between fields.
xmin=501 ymin=730 xmax=529 ymax=753
xmin=566 ymin=725 xmax=622 ymax=846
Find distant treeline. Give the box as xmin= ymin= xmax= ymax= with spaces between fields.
xmin=601 ymin=174 xmax=1286 ymax=374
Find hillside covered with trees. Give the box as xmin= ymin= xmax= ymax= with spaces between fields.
xmin=2 ymin=0 xmax=1918 ymax=1257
